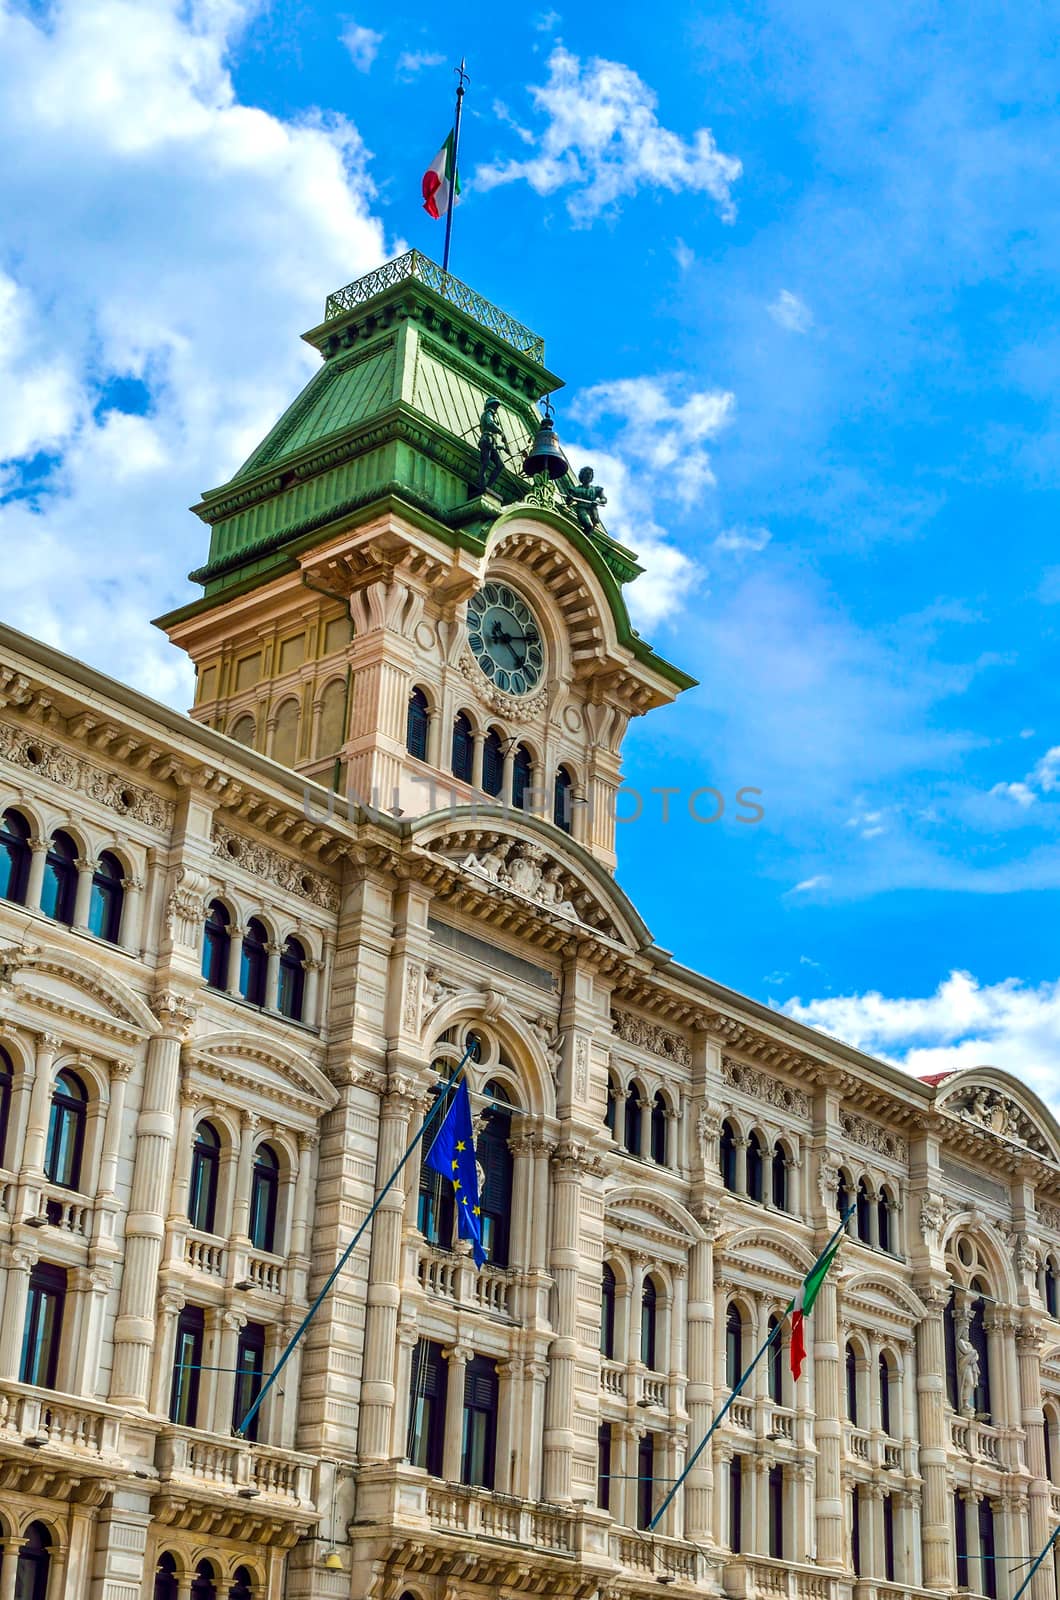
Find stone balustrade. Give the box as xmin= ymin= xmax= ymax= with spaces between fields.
xmin=155 ymin=1424 xmax=315 ymax=1508
xmin=0 ymin=1379 xmax=122 ymax=1461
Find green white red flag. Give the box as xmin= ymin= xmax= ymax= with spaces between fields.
xmin=789 ymin=1233 xmax=843 ymax=1380
xmin=422 ymin=130 xmax=460 ymax=219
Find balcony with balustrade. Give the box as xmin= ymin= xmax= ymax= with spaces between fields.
xmin=414 ymin=1242 xmax=520 ymax=1322
xmin=153 ymin=1423 xmax=317 ymax=1541
xmin=946 ymin=1412 xmax=1006 ymax=1467
xmin=0 ymin=1378 xmax=125 ymax=1500
xmin=723 ymin=1556 xmax=839 ymax=1600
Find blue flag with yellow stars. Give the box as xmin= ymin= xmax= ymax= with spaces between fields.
xmin=424 ymin=1079 xmax=487 ymax=1267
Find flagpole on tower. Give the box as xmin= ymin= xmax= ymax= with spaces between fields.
xmin=442 ymin=58 xmax=468 ymax=274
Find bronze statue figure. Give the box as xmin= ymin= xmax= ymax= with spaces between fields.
xmin=565 ymin=465 xmax=607 ymax=533
xmin=478 ymin=398 xmax=508 ymax=492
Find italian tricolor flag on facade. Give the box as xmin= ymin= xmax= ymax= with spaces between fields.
xmin=789 ymin=1232 xmax=843 ymax=1381
xmin=422 ymin=130 xmax=460 ymax=219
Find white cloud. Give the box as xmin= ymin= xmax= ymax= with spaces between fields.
xmin=768 ymin=289 xmax=814 ymax=333
xmin=535 ymin=9 xmax=561 ymax=30
xmin=396 ymin=49 xmax=444 ymax=80
xmin=714 ymin=523 xmax=770 ymax=552
xmin=991 ymin=781 xmax=1037 ymax=808
xmin=791 ymin=875 xmax=830 ymax=893
xmin=341 ymin=21 xmax=382 ymax=72
xmin=673 ymin=238 xmax=695 ymax=272
xmin=474 ymin=47 xmax=741 ymax=224
xmin=572 ymin=375 xmax=735 ymax=505
xmin=846 ymin=807 xmax=887 ymax=838
xmin=0 ymin=0 xmax=390 ymax=704
xmin=990 ymin=744 xmax=1060 ymax=808
xmin=1021 ymin=727 xmax=1036 ymax=739
xmin=783 ymin=970 xmax=1060 ymax=1116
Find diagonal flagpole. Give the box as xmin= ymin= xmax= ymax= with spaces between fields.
xmin=442 ymin=58 xmax=469 ymax=274
xmin=234 ymin=1041 xmax=477 ymax=1438
xmin=1010 ymin=1522 xmax=1060 ymax=1600
xmin=648 ymin=1204 xmax=856 ymax=1532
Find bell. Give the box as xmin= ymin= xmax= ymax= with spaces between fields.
xmin=323 ymin=1551 xmax=344 ymax=1571
xmin=523 ymin=411 xmax=570 ymax=481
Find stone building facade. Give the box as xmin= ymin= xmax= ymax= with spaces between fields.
xmin=0 ymin=254 xmax=1058 ymax=1600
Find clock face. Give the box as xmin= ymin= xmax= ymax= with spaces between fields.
xmin=467 ymin=583 xmax=545 ymax=695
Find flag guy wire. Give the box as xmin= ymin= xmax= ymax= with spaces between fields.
xmin=442 ymin=59 xmax=469 ymax=274
xmin=1010 ymin=1522 xmax=1060 ymax=1600
xmin=648 ymin=1204 xmax=856 ymax=1533
xmin=235 ymin=1040 xmax=477 ymax=1437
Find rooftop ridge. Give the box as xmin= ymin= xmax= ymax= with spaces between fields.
xmin=324 ymin=250 xmax=546 ymax=363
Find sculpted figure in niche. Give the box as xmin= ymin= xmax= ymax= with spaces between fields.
xmin=957 ymin=1333 xmax=980 ymax=1415
xmin=537 ymin=863 xmax=578 ymax=918
xmin=462 ymin=841 xmax=510 ymax=883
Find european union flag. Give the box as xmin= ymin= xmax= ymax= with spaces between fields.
xmin=424 ymin=1079 xmax=487 ymax=1267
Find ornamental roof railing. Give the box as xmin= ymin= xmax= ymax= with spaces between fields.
xmin=324 ymin=250 xmax=546 ymax=363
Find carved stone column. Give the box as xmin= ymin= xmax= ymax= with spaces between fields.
xmin=151 ymin=1290 xmax=185 ymax=1416
xmin=543 ymin=1140 xmax=586 ymax=1501
xmin=358 ymin=1080 xmax=416 ymax=1460
xmin=264 ymin=942 xmax=281 ymax=1011
xmin=685 ymin=1211 xmax=716 ymax=1540
xmin=110 ymin=991 xmax=194 ymax=1409
xmin=812 ymin=1272 xmax=844 ymax=1565
xmin=119 ymin=873 xmax=145 ymax=952
xmin=442 ymin=1345 xmax=470 ymax=1482
xmin=1017 ymin=1321 xmax=1051 ymax=1600
xmin=97 ymin=1060 xmax=132 ymax=1198
xmin=0 ymin=1538 xmax=22 ymax=1600
xmin=0 ymin=1243 xmax=38 ymax=1377
xmin=302 ymin=958 xmax=324 ymax=1028
xmin=231 ymin=1111 xmax=260 ymax=1241
xmin=25 ymin=837 xmax=48 ymax=911
xmin=915 ymin=1281 xmax=954 ymax=1590
xmin=216 ymin=1309 xmax=246 ymax=1437
xmin=224 ymin=925 xmax=243 ymax=996
xmin=72 ymin=856 xmax=97 ymax=931
xmin=19 ymin=1031 xmax=61 ymax=1178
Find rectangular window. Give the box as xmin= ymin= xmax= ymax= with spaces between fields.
xmin=637 ymin=1432 xmax=655 ymax=1530
xmin=768 ymin=1465 xmax=784 ymax=1560
xmin=407 ymin=1339 xmax=447 ymax=1476
xmin=729 ymin=1455 xmax=743 ymax=1552
xmin=954 ymin=1490 xmax=968 ymax=1589
xmin=978 ymin=1497 xmax=997 ymax=1600
xmin=597 ymin=1422 xmax=612 ymax=1511
xmin=233 ymin=1322 xmax=266 ymax=1441
xmin=883 ymin=1492 xmax=896 ymax=1582
xmin=169 ymin=1306 xmax=205 ymax=1427
xmin=20 ymin=1264 xmax=66 ymax=1389
xmin=461 ymin=1355 xmax=498 ymax=1489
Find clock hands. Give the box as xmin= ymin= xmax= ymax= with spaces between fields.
xmin=490 ymin=620 xmax=534 ymax=667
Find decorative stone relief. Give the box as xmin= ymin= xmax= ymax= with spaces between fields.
xmin=403 ymin=962 xmax=423 ymax=1032
xmin=722 ymin=1055 xmax=809 ymax=1117
xmin=0 ymin=723 xmax=174 ymax=829
xmin=213 ymin=821 xmax=338 ymax=911
xmin=839 ymin=1110 xmax=907 ymax=1162
xmin=918 ymin=1193 xmax=954 ymax=1246
xmin=696 ymin=1101 xmax=723 ymax=1172
xmin=457 ymin=649 xmax=549 ymax=722
xmin=164 ymin=865 xmax=212 ymax=948
xmin=946 ymin=1086 xmax=1047 ymax=1153
xmin=523 ymin=1012 xmax=565 ymax=1083
xmin=459 ymin=839 xmax=577 ymax=918
xmin=422 ymin=965 xmax=457 ymax=1022
xmin=1040 ymin=1205 xmax=1060 ymax=1234
xmin=612 ymin=1010 xmax=690 ymax=1065
xmin=817 ymin=1148 xmax=841 ymax=1209
xmin=574 ymin=1035 xmax=589 ymax=1100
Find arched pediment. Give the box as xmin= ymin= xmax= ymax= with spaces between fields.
xmin=716 ymin=1226 xmax=815 ymax=1280
xmin=604 ymin=1183 xmax=706 ymax=1248
xmin=187 ymin=1030 xmax=338 ymax=1115
xmin=410 ymin=811 xmax=651 ymax=951
xmin=933 ymin=1067 xmax=1060 ymax=1161
xmin=485 ymin=511 xmax=630 ymax=663
xmin=841 ymin=1271 xmax=926 ymax=1323
xmin=2 ymin=942 xmax=159 ymax=1038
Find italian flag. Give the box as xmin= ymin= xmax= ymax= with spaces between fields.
xmin=789 ymin=1233 xmax=843 ymax=1381
xmin=422 ymin=130 xmax=460 ymax=219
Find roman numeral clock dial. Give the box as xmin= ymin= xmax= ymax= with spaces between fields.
xmin=467 ymin=584 xmax=545 ymax=696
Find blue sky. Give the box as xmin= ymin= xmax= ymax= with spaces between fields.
xmin=2 ymin=0 xmax=1060 ymax=1100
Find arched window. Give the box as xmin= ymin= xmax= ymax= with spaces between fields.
xmin=250 ymin=1142 xmax=280 ymax=1252
xmin=767 ymin=1314 xmax=784 ymax=1403
xmin=554 ymin=765 xmax=573 ymax=833
xmin=640 ymin=1276 xmax=658 ymax=1369
xmin=15 ymin=1522 xmax=51 ymax=1600
xmin=202 ymin=900 xmax=230 ymax=989
xmin=1046 ymin=1258 xmax=1059 ymax=1318
xmin=0 ymin=1044 xmax=12 ymax=1169
xmin=970 ymin=1286 xmax=992 ymax=1419
xmin=624 ymin=1082 xmax=642 ymax=1155
xmin=512 ymin=743 xmax=533 ymax=812
xmin=651 ymin=1092 xmax=668 ymax=1165
xmin=87 ymin=850 xmax=124 ymax=942
xmin=155 ymin=1552 xmax=179 ymax=1600
xmin=604 ymin=1075 xmax=618 ymax=1137
xmin=317 ymin=678 xmax=347 ymax=757
xmin=271 ymin=697 xmax=300 ymax=767
xmin=720 ymin=1120 xmax=737 ymax=1191
xmin=482 ymin=729 xmax=504 ymax=797
xmin=189 ymin=1120 xmax=221 ymax=1233
xmin=856 ymin=1177 xmax=872 ymax=1242
xmin=230 ymin=715 xmax=256 ymax=749
xmin=451 ymin=712 xmax=474 ymax=783
xmin=41 ymin=829 xmax=77 ymax=925
xmin=240 ymin=917 xmax=268 ymax=1006
xmin=878 ymin=1186 xmax=893 ymax=1253
xmin=601 ymin=1263 xmax=617 ymax=1359
xmin=846 ymin=1342 xmax=859 ymax=1423
xmin=771 ymin=1142 xmax=788 ymax=1210
xmin=229 ymin=1569 xmax=254 ymax=1600
xmin=879 ymin=1351 xmax=895 ymax=1436
xmin=478 ymin=1090 xmax=513 ymax=1267
xmin=45 ymin=1068 xmax=87 ymax=1189
xmin=191 ymin=1561 xmax=218 ymax=1600
xmin=725 ymin=1303 xmax=743 ymax=1388
xmin=746 ymin=1130 xmax=764 ymax=1202
xmin=407 ymin=687 xmax=430 ymax=760
xmin=0 ymin=807 xmax=30 ymax=904
xmin=277 ymin=935 xmax=306 ymax=1020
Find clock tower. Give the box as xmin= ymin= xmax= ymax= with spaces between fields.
xmin=157 ymin=253 xmax=694 ymax=871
